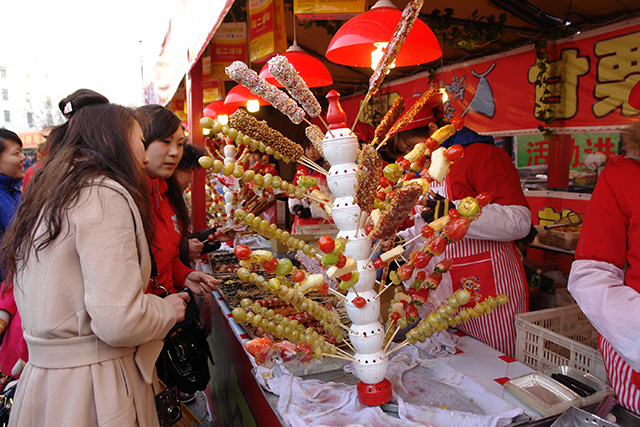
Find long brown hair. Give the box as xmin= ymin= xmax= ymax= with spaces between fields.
xmin=1 ymin=89 xmax=153 ymax=277
xmin=137 ymin=104 xmax=190 ymax=236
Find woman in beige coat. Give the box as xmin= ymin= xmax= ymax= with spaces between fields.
xmin=1 ymin=89 xmax=189 ymax=427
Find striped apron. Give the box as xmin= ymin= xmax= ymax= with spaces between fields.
xmin=432 ymin=182 xmax=529 ymax=358
xmin=599 ymin=335 xmax=640 ymax=414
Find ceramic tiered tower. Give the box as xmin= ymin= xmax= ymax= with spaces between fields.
xmin=223 ymin=144 xmax=237 ymax=227
xmin=322 ymin=91 xmax=392 ymax=406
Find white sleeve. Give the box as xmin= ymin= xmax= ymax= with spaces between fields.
xmin=568 ymin=259 xmax=640 ymax=370
xmin=463 ymin=204 xmax=531 ymax=241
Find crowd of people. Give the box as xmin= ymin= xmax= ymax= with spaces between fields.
xmin=0 ymin=85 xmax=638 ymax=425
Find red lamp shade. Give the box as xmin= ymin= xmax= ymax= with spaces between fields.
xmin=203 ymin=99 xmax=237 ymax=119
xmin=629 ymin=80 xmax=640 ymax=110
xmin=224 ymin=85 xmax=270 ymax=107
xmin=325 ymin=0 xmax=441 ymax=68
xmin=259 ymin=43 xmax=333 ymax=88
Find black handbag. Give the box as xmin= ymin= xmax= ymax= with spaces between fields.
xmin=155 ymin=287 xmax=213 ymax=395
xmin=148 ymin=246 xmax=213 ymax=395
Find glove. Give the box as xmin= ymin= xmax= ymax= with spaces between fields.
xmin=420 ymin=194 xmax=453 ymax=223
xmin=293 ymin=205 xmax=312 ymax=219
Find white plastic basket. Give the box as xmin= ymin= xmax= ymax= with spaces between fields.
xmin=515 ymin=304 xmax=608 ymax=383
xmin=555 ymin=287 xmax=576 ymax=307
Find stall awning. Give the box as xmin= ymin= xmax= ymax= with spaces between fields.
xmin=144 ymin=0 xmax=234 ymax=106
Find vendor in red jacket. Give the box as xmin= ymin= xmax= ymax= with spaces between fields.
xmin=568 ymin=122 xmax=640 ymax=414
xmin=397 ymin=123 xmax=531 ymax=357
xmin=288 ymin=139 xmax=333 ymax=234
xmin=138 ymin=105 xmax=218 ymax=295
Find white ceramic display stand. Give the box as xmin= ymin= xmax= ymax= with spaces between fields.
xmin=223 ymin=144 xmax=237 ymax=227
xmin=321 ymin=91 xmax=392 ymax=405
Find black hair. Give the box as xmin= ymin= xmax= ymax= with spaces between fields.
xmin=2 ymin=89 xmax=152 ymax=277
xmin=0 ymin=128 xmax=23 ymax=154
xmin=177 ymin=143 xmax=205 ymax=172
xmin=137 ymin=104 xmax=190 ymax=237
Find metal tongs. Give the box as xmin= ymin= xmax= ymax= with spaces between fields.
xmin=544 ymin=212 xmax=585 ymax=230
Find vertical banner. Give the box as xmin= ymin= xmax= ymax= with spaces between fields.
xmin=248 ymin=0 xmax=287 ymax=63
xmin=202 ymin=55 xmax=221 ymax=104
xmin=210 ymin=22 xmax=247 ymax=80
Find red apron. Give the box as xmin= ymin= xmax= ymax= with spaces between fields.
xmin=433 ymin=182 xmax=529 ymax=358
xmin=599 ymin=335 xmax=640 ymax=414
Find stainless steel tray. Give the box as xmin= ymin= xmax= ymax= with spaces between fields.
xmin=539 ymin=366 xmax=614 ymax=408
xmin=504 ymin=373 xmax=580 ymax=417
xmin=550 ymin=406 xmax=618 ymax=427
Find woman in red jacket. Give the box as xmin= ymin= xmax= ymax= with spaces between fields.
xmin=138 ymin=105 xmax=218 ymax=296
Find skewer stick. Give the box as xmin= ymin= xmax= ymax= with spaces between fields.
xmin=366 ymin=240 xmax=382 ymax=267
xmin=383 ymin=326 xmax=401 ymax=352
xmin=328 ymin=288 xmax=347 ymax=301
xmin=335 ymin=346 xmax=354 ymax=359
xmin=351 ymin=94 xmax=371 ymax=133
xmin=342 ymin=338 xmax=357 ymax=354
xmin=401 ymin=233 xmax=423 ymax=248
xmin=300 ymin=157 xmax=329 ymax=176
xmin=337 ymin=322 xmax=354 ymax=333
xmin=355 ymin=210 xmax=363 ymax=238
xmin=385 ymin=340 xmax=411 ymax=357
xmin=318 ymin=116 xmax=334 ymax=138
xmin=375 ymin=283 xmax=394 ymax=300
xmin=322 ymin=353 xmax=355 ymax=362
xmin=375 ymin=134 xmax=391 ymax=151
xmin=304 ymin=193 xmax=331 ymax=207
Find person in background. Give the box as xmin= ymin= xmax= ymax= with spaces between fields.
xmin=567 ymin=122 xmax=640 ymax=414
xmin=175 ymin=143 xmax=234 ymax=267
xmin=0 ymin=129 xmax=27 ymax=383
xmin=288 ymin=139 xmax=332 ymax=234
xmin=138 ymin=105 xmax=219 ymax=296
xmin=22 ymin=141 xmax=45 ymax=190
xmin=395 ymin=122 xmax=531 ymax=357
xmin=0 ymin=89 xmax=187 ymax=426
xmin=0 ymin=129 xmax=25 ymax=260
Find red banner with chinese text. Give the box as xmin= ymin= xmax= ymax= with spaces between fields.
xmin=211 ymin=22 xmax=248 ymax=80
xmin=340 ymin=18 xmax=640 ymax=137
xmin=248 ymin=0 xmax=287 ymax=63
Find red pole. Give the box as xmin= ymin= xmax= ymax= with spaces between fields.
xmin=546 ymin=133 xmax=571 ymax=191
xmin=187 ymin=57 xmax=207 ymax=232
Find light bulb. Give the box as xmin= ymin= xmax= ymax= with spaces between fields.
xmin=203 ymin=128 xmax=211 ymax=135
xmin=371 ymin=42 xmax=396 ymax=71
xmin=439 ymin=80 xmax=448 ymax=103
xmin=218 ymin=114 xmax=229 ymax=125
xmin=246 ymin=99 xmax=260 ymax=113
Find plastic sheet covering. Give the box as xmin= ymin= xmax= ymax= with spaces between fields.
xmin=255 ymin=345 xmax=523 ymax=427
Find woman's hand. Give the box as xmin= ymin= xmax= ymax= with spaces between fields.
xmin=188 ymin=238 xmax=204 ymax=262
xmin=185 ymin=271 xmax=220 ymax=295
xmin=165 ymin=292 xmax=190 ymax=322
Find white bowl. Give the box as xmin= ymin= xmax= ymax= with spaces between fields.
xmin=352 ymin=350 xmax=388 ymax=384
xmin=326 ymin=166 xmax=358 ymax=198
xmin=330 ymin=198 xmax=360 ymax=231
xmin=344 ymin=290 xmax=380 ymax=324
xmin=322 ymin=135 xmax=359 ymax=165
xmin=349 ymin=322 xmax=384 ymax=354
xmin=343 ymin=235 xmax=372 ymax=260
xmin=352 ymin=261 xmax=376 ymax=293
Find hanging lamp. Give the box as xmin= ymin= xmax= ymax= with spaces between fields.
xmin=224 ymin=85 xmax=269 ymax=113
xmin=204 ymin=97 xmax=237 ymax=125
xmin=258 ymin=15 xmax=333 ymax=87
xmin=325 ymin=0 xmax=441 ymax=68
